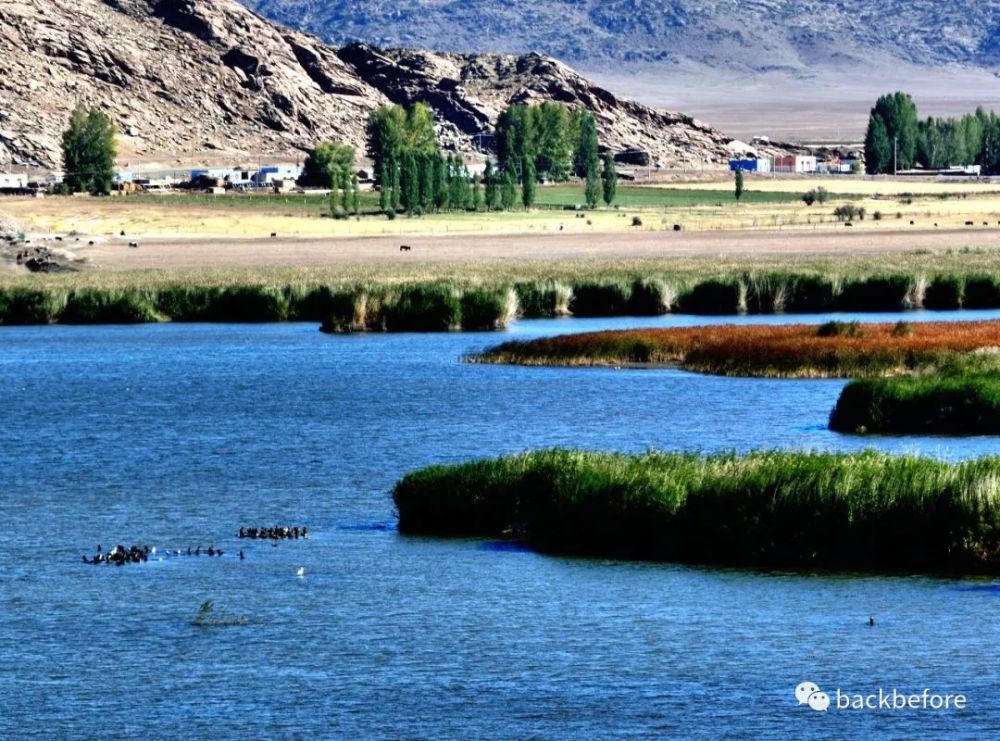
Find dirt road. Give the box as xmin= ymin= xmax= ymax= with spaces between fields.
xmin=71 ymin=226 xmax=1000 ymax=271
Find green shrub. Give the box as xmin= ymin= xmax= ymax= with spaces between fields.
xmin=816 ymin=320 xmax=865 ymax=338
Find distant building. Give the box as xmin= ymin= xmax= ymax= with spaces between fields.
xmin=0 ymin=173 xmax=28 ymax=189
xmin=774 ymin=155 xmax=818 ymax=174
xmin=728 ymin=157 xmax=772 ymax=174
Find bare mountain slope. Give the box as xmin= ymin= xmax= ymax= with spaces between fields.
xmin=0 ymin=0 xmax=757 ymax=170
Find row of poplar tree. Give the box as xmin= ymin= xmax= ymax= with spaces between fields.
xmin=355 ymin=101 xmax=617 ymax=215
xmin=864 ymin=92 xmax=1000 ymax=175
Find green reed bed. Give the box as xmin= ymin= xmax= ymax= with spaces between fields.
xmin=830 ymin=350 xmax=1000 ymax=435
xmin=392 ymin=449 xmax=1000 ymax=572
xmin=1 ymin=256 xmax=999 ymax=326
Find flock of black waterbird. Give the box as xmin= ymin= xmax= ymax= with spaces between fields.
xmin=81 ymin=526 xmax=309 ymax=566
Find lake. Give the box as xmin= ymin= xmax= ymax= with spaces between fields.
xmin=2 ymin=311 xmax=999 ymax=738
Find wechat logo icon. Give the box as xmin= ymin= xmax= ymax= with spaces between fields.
xmin=796 ymin=681 xmax=831 ymax=712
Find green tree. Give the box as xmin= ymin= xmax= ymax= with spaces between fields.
xmin=501 ymin=164 xmax=517 ymax=210
xmin=379 ymin=162 xmax=389 ymax=212
xmin=300 ymin=140 xmax=355 ymax=188
xmin=734 ymin=168 xmax=744 ymax=202
xmin=472 ymin=171 xmax=483 ymax=211
xmin=339 ymin=170 xmax=350 ymax=213
xmin=351 ymin=173 xmax=360 ymax=215
xmin=865 ymin=92 xmax=918 ymax=173
xmin=484 ymin=159 xmax=498 ymax=210
xmin=391 ymin=161 xmax=401 ymax=212
xmin=61 ymin=105 xmax=116 ymax=195
xmin=864 ymin=114 xmax=892 ymax=174
xmin=601 ymin=153 xmax=617 ymax=206
xmin=584 ymin=159 xmax=599 ymax=208
xmin=521 ymin=157 xmax=536 ymax=209
xmin=433 ymin=153 xmax=448 ymax=211
xmin=401 ymin=151 xmax=419 ymax=213
xmin=574 ymin=111 xmax=599 ymax=178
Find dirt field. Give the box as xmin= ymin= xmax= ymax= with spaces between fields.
xmin=60 ymin=226 xmax=1000 ymax=271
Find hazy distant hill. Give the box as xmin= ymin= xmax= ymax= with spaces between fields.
xmin=239 ymin=0 xmax=1000 ymax=74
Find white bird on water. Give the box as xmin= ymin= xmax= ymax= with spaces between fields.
xmin=296 ymin=567 xmax=305 ymax=577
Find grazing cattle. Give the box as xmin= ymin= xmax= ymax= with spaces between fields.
xmin=128 ymin=241 xmax=139 ymax=248
xmin=399 ymin=244 xmax=411 ymax=252
xmin=88 ymin=241 xmax=94 ymax=246
xmin=845 ymin=222 xmax=853 ymax=227
xmin=55 ymin=236 xmax=62 ymax=241
xmin=965 ymin=221 xmax=975 ymax=226
xmin=673 ymin=224 xmax=682 ymax=232
xmin=909 ymin=220 xmax=915 ymax=225
xmin=120 ymin=230 xmax=126 ymax=236
xmin=934 ymin=223 xmax=939 ymax=227
xmin=559 ymin=225 xmax=564 ymax=231
xmin=270 ymin=232 xmax=277 ymax=238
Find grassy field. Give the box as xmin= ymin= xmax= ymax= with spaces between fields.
xmin=472 ymin=320 xmax=1000 ymax=377
xmin=9 ymin=178 xmax=1000 ymax=239
xmin=392 ymin=449 xmax=1000 ymax=572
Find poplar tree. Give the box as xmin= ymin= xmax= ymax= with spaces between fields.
xmin=61 ymin=105 xmax=116 ymax=195
xmin=602 ymin=152 xmax=617 ymax=206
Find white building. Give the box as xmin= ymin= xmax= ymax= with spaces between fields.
xmin=0 ymin=173 xmax=28 ymax=189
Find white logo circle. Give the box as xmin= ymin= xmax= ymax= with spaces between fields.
xmin=795 ymin=681 xmax=821 ymax=705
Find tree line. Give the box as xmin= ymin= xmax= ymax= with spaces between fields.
xmin=356 ymin=100 xmax=617 ymax=214
xmin=864 ymin=92 xmax=1000 ymax=174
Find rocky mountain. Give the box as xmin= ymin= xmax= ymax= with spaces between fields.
xmin=0 ymin=0 xmax=763 ymax=172
xmin=240 ymin=0 xmax=1000 ymax=75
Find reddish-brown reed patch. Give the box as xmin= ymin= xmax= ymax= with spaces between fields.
xmin=476 ymin=321 xmax=1000 ymax=377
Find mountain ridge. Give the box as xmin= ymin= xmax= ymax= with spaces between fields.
xmin=0 ymin=0 xmax=775 ymax=171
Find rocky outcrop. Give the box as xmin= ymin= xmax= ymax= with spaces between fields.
xmin=0 ymin=0 xmax=765 ymax=170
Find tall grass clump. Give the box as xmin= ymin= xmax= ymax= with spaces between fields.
xmin=831 ymin=375 xmax=1000 ymax=435
xmin=963 ymin=275 xmax=1000 ymax=309
xmin=628 ymin=278 xmax=676 ymax=315
xmin=677 ymin=279 xmax=743 ymax=315
xmin=61 ymin=289 xmax=159 ymax=324
xmin=0 ymin=287 xmax=67 ymax=325
xmin=514 ymin=280 xmax=573 ymax=318
xmin=153 ymin=286 xmax=219 ymax=321
xmin=393 ymin=449 xmax=1000 ymax=573
xmin=568 ymin=281 xmax=633 ymax=316
xmin=836 ymin=276 xmax=913 ymax=311
xmin=209 ymin=286 xmax=291 ymax=322
xmin=384 ymin=284 xmax=462 ymax=331
xmin=783 ymin=275 xmax=838 ymax=313
xmin=924 ymin=275 xmax=965 ymax=310
xmin=461 ymin=286 xmax=519 ymax=331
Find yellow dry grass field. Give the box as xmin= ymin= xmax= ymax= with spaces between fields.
xmin=7 ymin=182 xmax=1000 ymax=243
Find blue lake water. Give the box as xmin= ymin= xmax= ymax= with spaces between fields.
xmin=2 ymin=311 xmax=999 ymax=739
